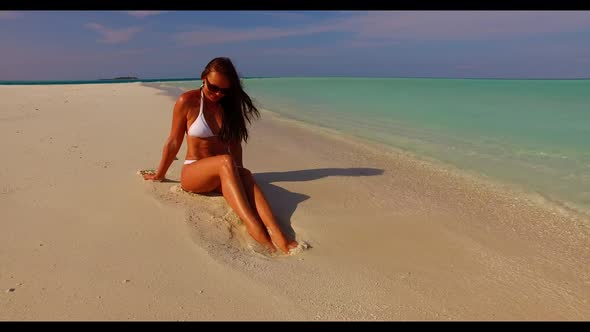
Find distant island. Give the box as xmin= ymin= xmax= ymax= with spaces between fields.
xmin=98 ymin=76 xmax=139 ymax=81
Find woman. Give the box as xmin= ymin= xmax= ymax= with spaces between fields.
xmin=143 ymin=57 xmax=298 ymax=254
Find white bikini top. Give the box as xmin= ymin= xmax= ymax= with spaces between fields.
xmin=187 ymin=88 xmax=216 ymax=138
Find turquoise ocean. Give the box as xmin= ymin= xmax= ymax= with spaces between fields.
xmin=3 ymin=77 xmax=588 ymax=215
xmin=164 ymin=77 xmax=590 ymax=215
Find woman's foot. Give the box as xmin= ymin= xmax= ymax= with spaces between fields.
xmin=274 ymin=238 xmax=299 ymax=254
xmin=287 ymin=240 xmax=299 ymax=251
xmin=264 ymin=242 xmax=277 ymax=253
xmin=265 ymin=227 xmax=298 ymax=254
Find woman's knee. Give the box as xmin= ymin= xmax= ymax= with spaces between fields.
xmin=216 ymin=154 xmax=236 ymax=174
xmin=218 ymin=154 xmax=234 ymax=168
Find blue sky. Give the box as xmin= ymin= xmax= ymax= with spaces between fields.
xmin=1 ymin=10 xmax=590 ymax=80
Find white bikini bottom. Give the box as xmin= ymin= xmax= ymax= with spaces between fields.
xmin=183 ymin=159 xmax=243 ymax=168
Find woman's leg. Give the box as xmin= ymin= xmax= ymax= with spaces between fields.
xmin=181 ymin=155 xmax=276 ymax=252
xmin=237 ymin=167 xmax=299 ymax=254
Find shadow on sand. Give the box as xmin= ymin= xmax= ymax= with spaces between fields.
xmin=253 ymin=167 xmax=384 ymax=240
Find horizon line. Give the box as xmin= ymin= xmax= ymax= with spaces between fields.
xmin=1 ymin=75 xmax=590 ymax=85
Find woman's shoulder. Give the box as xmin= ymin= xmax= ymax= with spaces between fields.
xmin=176 ymin=88 xmax=202 ymax=107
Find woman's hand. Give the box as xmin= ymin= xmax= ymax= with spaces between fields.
xmin=140 ymin=170 xmax=165 ymax=182
xmin=143 ymin=173 xmax=165 ymax=181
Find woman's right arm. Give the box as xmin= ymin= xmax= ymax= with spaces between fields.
xmin=144 ymin=96 xmax=188 ymax=181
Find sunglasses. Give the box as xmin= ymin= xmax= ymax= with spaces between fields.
xmin=205 ymin=77 xmax=231 ymax=95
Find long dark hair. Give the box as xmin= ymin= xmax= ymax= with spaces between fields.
xmin=201 ymin=57 xmax=260 ymax=144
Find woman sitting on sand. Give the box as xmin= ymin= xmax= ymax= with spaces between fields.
xmin=143 ymin=57 xmax=298 ymax=254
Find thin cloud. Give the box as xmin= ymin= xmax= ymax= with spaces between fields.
xmin=262 ymin=12 xmax=309 ymax=20
xmin=0 ymin=11 xmax=22 ymax=19
xmin=174 ymin=24 xmax=343 ymax=46
xmin=346 ymin=39 xmax=401 ymax=49
xmin=173 ymin=11 xmax=590 ymax=47
xmin=126 ymin=11 xmax=166 ymax=18
xmin=85 ymin=23 xmax=142 ymax=44
xmin=334 ymin=11 xmax=590 ymax=41
xmin=3 ymin=48 xmax=152 ymax=65
xmin=261 ymin=46 xmax=336 ymax=57
xmin=260 ymin=39 xmax=401 ymax=57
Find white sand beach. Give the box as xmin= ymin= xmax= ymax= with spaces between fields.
xmin=0 ymin=83 xmax=588 ymax=320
